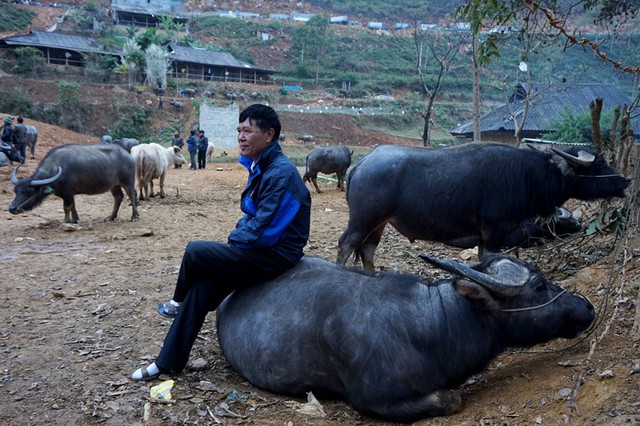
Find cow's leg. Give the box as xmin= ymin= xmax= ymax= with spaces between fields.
xmin=123 ymin=182 xmax=139 ymax=221
xmin=62 ymin=195 xmax=79 ymax=223
xmin=337 ymin=172 xmax=345 ymax=191
xmin=357 ymin=223 xmax=386 ymax=271
xmin=137 ymin=179 xmax=146 ymax=201
xmin=366 ymin=389 xmax=462 ymax=422
xmin=311 ymin=176 xmax=322 ymax=193
xmin=106 ymin=186 xmax=124 ymax=221
xmin=337 ymin=221 xmax=386 ymax=271
xmin=149 ymin=179 xmax=155 ymax=198
xmin=159 ymin=171 xmax=166 ymax=198
xmin=479 ymin=222 xmax=511 ymax=259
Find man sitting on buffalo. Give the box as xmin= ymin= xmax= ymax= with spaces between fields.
xmin=130 ymin=104 xmax=311 ymax=381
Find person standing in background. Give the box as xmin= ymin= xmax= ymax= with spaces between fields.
xmin=186 ymin=129 xmax=198 ymax=170
xmin=197 ymin=130 xmax=208 ymax=170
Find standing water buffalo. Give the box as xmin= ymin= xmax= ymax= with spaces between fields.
xmin=217 ymin=254 xmax=595 ymax=422
xmin=13 ymin=120 xmax=38 ymax=159
xmin=303 ymin=145 xmax=353 ymax=193
xmin=9 ymin=144 xmax=139 ymax=223
xmin=337 ymin=143 xmax=629 ymax=270
xmin=131 ymin=143 xmax=186 ymax=200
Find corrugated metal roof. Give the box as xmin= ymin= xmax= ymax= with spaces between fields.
xmin=1 ymin=31 xmax=274 ymax=74
xmin=2 ymin=30 xmax=121 ymax=55
xmin=451 ymin=83 xmax=638 ymax=136
xmin=168 ymin=45 xmax=274 ymax=73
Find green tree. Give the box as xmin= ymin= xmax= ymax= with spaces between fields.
xmin=12 ymin=47 xmax=45 ymax=78
xmin=290 ymin=15 xmax=335 ymax=86
xmin=58 ymin=81 xmax=79 ymax=109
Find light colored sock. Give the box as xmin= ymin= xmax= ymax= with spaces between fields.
xmin=169 ymin=300 xmax=180 ymax=307
xmin=131 ymin=362 xmax=160 ymax=380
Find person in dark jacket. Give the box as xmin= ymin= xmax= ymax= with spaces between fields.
xmin=172 ymin=129 xmax=184 ymax=168
xmin=197 ymin=130 xmax=208 ymax=169
xmin=1 ymin=116 xmax=14 ymax=144
xmin=131 ymin=104 xmax=312 ymax=381
xmin=186 ymin=130 xmax=198 ymax=170
xmin=12 ymin=116 xmax=27 ymax=164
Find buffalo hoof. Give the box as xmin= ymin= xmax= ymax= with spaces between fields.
xmin=103 ymin=216 xmax=116 ymax=222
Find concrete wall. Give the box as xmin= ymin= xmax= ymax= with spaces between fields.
xmin=199 ymin=103 xmax=239 ymax=154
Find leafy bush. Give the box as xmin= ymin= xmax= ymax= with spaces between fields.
xmin=541 ymin=107 xmax=615 ymax=145
xmin=12 ymin=47 xmax=45 ymax=78
xmin=0 ymin=88 xmax=34 ymax=117
xmin=109 ymin=103 xmax=151 ymax=140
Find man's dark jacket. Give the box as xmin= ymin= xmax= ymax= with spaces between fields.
xmin=229 ymin=141 xmax=311 ymax=264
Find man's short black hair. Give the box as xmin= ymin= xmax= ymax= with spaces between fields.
xmin=239 ymin=104 xmax=281 ymax=142
xmin=190 ymin=130 xmax=196 ymax=135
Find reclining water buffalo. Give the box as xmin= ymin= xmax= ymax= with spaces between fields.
xmin=303 ymin=145 xmax=353 ymax=193
xmin=337 ymin=143 xmax=629 ymax=270
xmin=101 ymin=135 xmax=139 ymax=153
xmin=0 ymin=141 xmax=22 ymax=165
xmin=447 ymin=207 xmax=582 ymax=249
xmin=131 ymin=143 xmax=186 ymax=200
xmin=9 ymin=144 xmax=139 ymax=223
xmin=217 ymin=254 xmax=595 ymax=422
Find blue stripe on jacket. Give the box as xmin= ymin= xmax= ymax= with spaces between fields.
xmin=234 ymin=190 xmax=301 ymax=248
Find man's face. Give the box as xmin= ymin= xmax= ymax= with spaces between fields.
xmin=237 ymin=118 xmax=274 ymax=161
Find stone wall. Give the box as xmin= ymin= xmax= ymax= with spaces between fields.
xmin=199 ymin=103 xmax=239 ymax=154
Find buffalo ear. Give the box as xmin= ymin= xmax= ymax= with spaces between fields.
xmin=453 ymin=279 xmax=500 ymax=311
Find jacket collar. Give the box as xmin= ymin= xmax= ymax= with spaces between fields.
xmin=238 ymin=141 xmax=282 ymax=172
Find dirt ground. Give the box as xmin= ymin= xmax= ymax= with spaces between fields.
xmin=0 ymin=117 xmax=639 ymax=426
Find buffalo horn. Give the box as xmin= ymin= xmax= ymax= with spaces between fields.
xmin=31 ymin=166 xmax=63 ymax=186
xmin=10 ymin=164 xmax=21 ymax=185
xmin=419 ymin=254 xmax=529 ymax=297
xmin=556 ymin=207 xmax=571 ymax=219
xmin=550 ymin=148 xmax=595 ymax=167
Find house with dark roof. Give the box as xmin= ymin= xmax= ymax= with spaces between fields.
xmin=0 ymin=30 xmax=121 ymax=66
xmin=451 ymin=83 xmax=640 ymax=142
xmin=0 ymin=31 xmax=276 ymax=84
xmin=168 ymin=45 xmax=275 ymax=84
xmin=110 ymin=0 xmax=189 ymax=27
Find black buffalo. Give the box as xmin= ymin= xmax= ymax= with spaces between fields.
xmin=9 ymin=144 xmax=139 ymax=223
xmin=447 ymin=206 xmax=582 ymax=249
xmin=0 ymin=141 xmax=22 ymax=164
xmin=303 ymin=145 xmax=353 ymax=193
xmin=337 ymin=143 xmax=629 ymax=270
xmin=217 ymin=254 xmax=595 ymax=422
xmin=101 ymin=135 xmax=139 ymax=153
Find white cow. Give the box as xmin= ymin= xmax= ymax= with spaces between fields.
xmin=130 ymin=143 xmax=186 ymax=200
xmin=206 ymin=141 xmax=215 ymax=162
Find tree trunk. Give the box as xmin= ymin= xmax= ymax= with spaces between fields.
xmin=590 ymin=98 xmax=603 ymax=153
xmin=609 ymin=105 xmax=620 ymax=152
xmin=472 ymin=34 xmax=481 ymax=142
xmin=422 ymin=112 xmax=431 ymax=147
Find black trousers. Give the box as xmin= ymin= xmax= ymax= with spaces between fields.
xmin=197 ymin=148 xmax=207 ymax=169
xmin=155 ymin=241 xmax=296 ymax=372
